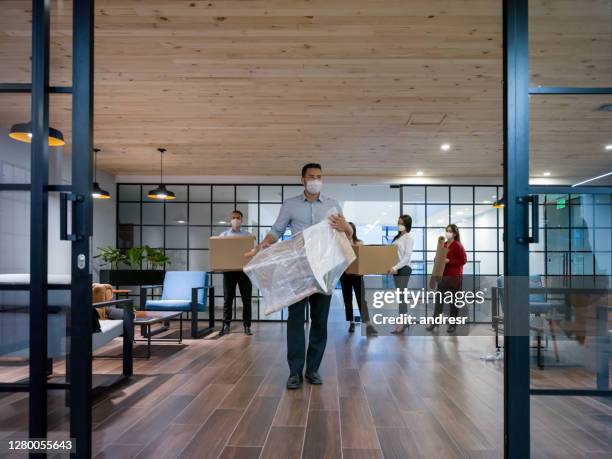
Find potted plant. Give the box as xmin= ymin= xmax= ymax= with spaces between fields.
xmin=144 ymin=246 xmax=171 ymax=270
xmin=95 ymin=247 xmax=129 ymax=270
xmin=97 ymin=245 xmax=167 ymax=286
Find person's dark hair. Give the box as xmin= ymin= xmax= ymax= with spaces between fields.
xmin=393 ymin=214 xmax=412 ymax=241
xmin=231 ymin=209 xmax=243 ymax=219
xmin=446 ymin=224 xmax=461 ymax=242
xmin=348 ymin=222 xmax=361 ymax=244
xmin=301 ymin=163 xmax=322 ymax=177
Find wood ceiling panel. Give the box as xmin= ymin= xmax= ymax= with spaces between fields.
xmin=0 ymin=1 xmax=609 ymax=180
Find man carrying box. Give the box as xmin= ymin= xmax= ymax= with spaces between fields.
xmin=219 ymin=210 xmax=253 ymax=336
xmin=257 ymin=163 xmax=353 ymax=389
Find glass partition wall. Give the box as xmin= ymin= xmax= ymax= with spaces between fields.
xmin=0 ymin=0 xmax=96 ymax=455
xmin=116 ymin=183 xmax=509 ymax=322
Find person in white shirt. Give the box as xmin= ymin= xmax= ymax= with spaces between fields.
xmin=387 ymin=214 xmax=414 ymax=335
xmin=219 ymin=210 xmax=253 ymax=336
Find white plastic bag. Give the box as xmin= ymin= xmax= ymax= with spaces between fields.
xmin=244 ymin=209 xmax=356 ymax=316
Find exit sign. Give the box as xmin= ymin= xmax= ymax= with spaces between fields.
xmin=556 ymin=198 xmax=566 ymax=209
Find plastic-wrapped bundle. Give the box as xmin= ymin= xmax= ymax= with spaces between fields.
xmin=244 ymin=213 xmax=356 ymax=316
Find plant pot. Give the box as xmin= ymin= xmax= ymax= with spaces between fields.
xmin=99 ymin=269 xmax=165 ymax=286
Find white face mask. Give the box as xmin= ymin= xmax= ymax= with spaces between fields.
xmin=445 ymin=232 xmax=454 ymax=240
xmin=398 ymin=224 xmax=406 ymax=232
xmin=231 ymin=218 xmax=241 ymax=229
xmin=305 ymin=179 xmax=323 ymax=194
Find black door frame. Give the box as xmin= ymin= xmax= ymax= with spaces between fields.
xmin=504 ymin=0 xmax=612 ymax=457
xmin=0 ymin=0 xmax=95 ymax=457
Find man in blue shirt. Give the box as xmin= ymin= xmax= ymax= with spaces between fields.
xmin=258 ymin=163 xmax=353 ymax=389
xmin=219 ymin=210 xmax=253 ymax=336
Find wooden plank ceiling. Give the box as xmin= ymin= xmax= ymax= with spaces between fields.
xmin=0 ymin=0 xmax=610 ymax=180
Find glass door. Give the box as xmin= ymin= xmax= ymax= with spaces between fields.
xmin=0 ymin=0 xmax=95 ymax=456
xmin=504 ymin=0 xmax=611 ymax=457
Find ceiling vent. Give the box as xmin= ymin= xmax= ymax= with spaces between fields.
xmin=406 ymin=113 xmax=447 ymax=126
xmin=595 ymin=103 xmax=612 ymax=112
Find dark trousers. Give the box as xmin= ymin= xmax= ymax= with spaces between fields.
xmin=339 ymin=273 xmax=370 ymax=322
xmin=223 ymin=271 xmax=252 ymax=326
xmin=287 ymin=293 xmax=331 ymax=376
xmin=393 ymin=265 xmax=412 ymax=314
xmin=432 ymin=277 xmax=461 ymax=319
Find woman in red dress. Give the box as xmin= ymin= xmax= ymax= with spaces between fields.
xmin=426 ymin=224 xmax=467 ymax=333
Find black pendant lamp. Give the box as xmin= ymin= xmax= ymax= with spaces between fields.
xmin=147 ymin=148 xmax=176 ymax=200
xmin=92 ymin=148 xmax=111 ymax=199
xmin=9 ymin=121 xmax=65 ymax=146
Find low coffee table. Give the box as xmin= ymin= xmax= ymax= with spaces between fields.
xmin=133 ymin=311 xmax=183 ymax=358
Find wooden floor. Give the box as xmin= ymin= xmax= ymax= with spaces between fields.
xmin=0 ymin=304 xmax=610 ymax=458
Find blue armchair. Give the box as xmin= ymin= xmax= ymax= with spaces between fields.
xmin=140 ymin=271 xmax=215 ymax=338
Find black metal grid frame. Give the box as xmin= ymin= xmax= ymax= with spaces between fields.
xmin=399 ymin=184 xmax=505 ymax=277
xmin=117 ymin=183 xmax=510 ymax=323
xmin=0 ymin=0 xmax=95 ymax=456
xmin=115 ymin=183 xmax=300 ymax=322
xmin=504 ymin=0 xmax=612 ymax=456
xmin=535 ymin=195 xmax=612 ymax=276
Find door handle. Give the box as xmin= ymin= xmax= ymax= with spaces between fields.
xmin=60 ymin=192 xmax=84 ymax=241
xmin=516 ymin=195 xmax=539 ymax=244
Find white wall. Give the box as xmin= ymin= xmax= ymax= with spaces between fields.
xmin=0 ymin=128 xmax=116 ymax=280
xmin=92 ymin=169 xmax=116 ymax=281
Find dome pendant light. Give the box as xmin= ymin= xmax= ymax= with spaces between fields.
xmin=9 ymin=121 xmax=65 ymax=146
xmin=147 ymin=148 xmax=176 ymax=200
xmin=92 ymin=148 xmax=111 ymax=199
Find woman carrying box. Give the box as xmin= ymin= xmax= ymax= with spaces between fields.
xmin=388 ymin=214 xmax=415 ymax=335
xmin=340 ymin=222 xmax=378 ymax=336
xmin=426 ymin=223 xmax=467 ymax=334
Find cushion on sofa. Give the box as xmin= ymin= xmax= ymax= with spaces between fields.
xmin=92 ymin=283 xmax=114 ymax=319
xmin=92 ymin=319 xmax=124 ymax=351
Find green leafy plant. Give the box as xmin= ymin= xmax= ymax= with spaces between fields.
xmin=144 ymin=246 xmax=171 ymax=270
xmin=95 ymin=246 xmax=170 ymax=270
xmin=127 ymin=246 xmax=146 ymax=268
xmin=94 ymin=246 xmax=128 ymax=269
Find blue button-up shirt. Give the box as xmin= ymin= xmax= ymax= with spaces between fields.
xmin=269 ymin=193 xmax=342 ymax=239
xmin=219 ymin=228 xmax=252 ymax=237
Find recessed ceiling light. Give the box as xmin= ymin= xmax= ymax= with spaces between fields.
xmin=441 ymin=143 xmax=451 ymax=151
xmin=605 ymin=144 xmax=612 ymax=151
xmin=543 ymin=171 xmax=551 ymax=176
xmin=176 ymin=220 xmax=186 ymax=224
xmin=483 ymin=200 xmax=491 ymax=204
xmin=219 ymin=220 xmax=227 ymax=224
xmin=416 ymin=170 xmax=424 ymax=176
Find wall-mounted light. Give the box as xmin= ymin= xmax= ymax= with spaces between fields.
xmin=147 ymin=148 xmax=176 ymax=200
xmin=92 ymin=148 xmax=111 ymax=199
xmin=9 ymin=121 xmax=65 ymax=146
xmin=493 ymin=197 xmax=505 ymax=208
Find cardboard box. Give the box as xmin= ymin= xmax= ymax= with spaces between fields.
xmin=208 ymin=236 xmax=256 ymax=272
xmin=429 ymin=236 xmax=449 ymax=289
xmin=431 ymin=236 xmax=449 ymax=277
xmin=346 ymin=245 xmax=398 ymax=275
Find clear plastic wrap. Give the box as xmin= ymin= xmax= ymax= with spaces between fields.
xmin=244 ymin=209 xmax=356 ymax=316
